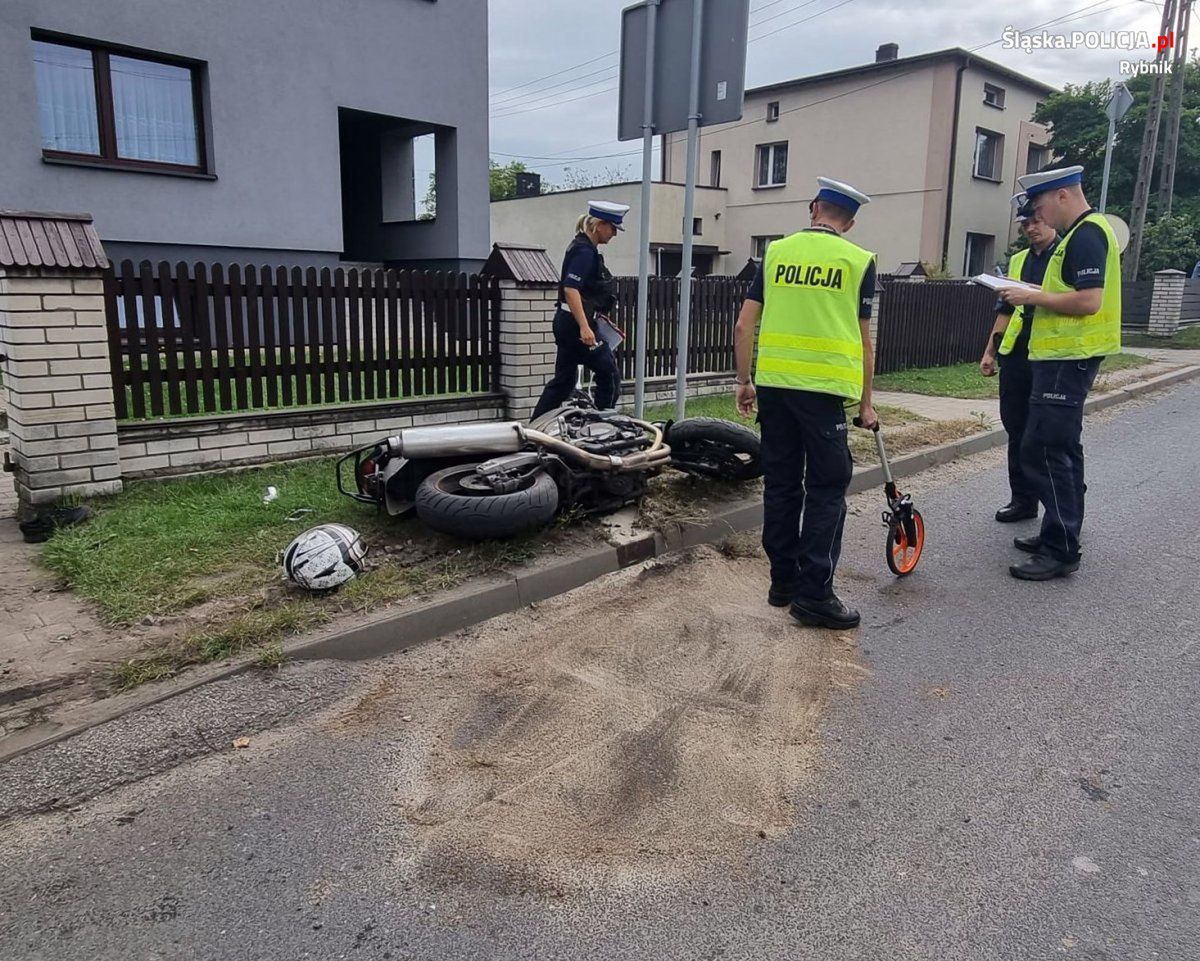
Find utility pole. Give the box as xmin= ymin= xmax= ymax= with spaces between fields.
xmin=1125 ymin=0 xmax=1178 ymax=281
xmin=1157 ymin=0 xmax=1192 ymax=217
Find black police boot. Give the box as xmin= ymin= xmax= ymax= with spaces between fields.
xmin=790 ymin=593 xmax=861 ymax=630
xmin=1013 ymin=534 xmax=1042 ymax=554
xmin=768 ymin=582 xmax=800 ymax=608
xmin=1009 ymin=553 xmax=1080 ymax=581
xmin=995 ymin=501 xmax=1038 ymax=523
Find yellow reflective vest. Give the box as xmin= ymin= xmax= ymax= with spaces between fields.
xmin=997 ymin=248 xmax=1030 ymax=356
xmin=756 ymin=230 xmax=875 ymax=400
xmin=1028 ymin=213 xmax=1122 ymax=360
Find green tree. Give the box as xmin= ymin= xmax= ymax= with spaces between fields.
xmin=1137 ymin=214 xmax=1200 ymax=278
xmin=489 ymin=160 xmax=533 ymax=201
xmin=421 ymin=172 xmax=436 ymax=221
xmin=1034 ymin=58 xmax=1200 ymax=231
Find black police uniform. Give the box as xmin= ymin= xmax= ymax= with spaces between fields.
xmin=994 ymin=237 xmax=1058 ymax=511
xmin=531 ymin=233 xmax=622 ymax=418
xmin=1020 ymin=210 xmax=1109 ymax=563
xmin=746 ymin=230 xmax=877 ymax=602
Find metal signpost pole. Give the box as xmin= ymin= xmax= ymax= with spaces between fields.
xmin=633 ymin=0 xmax=659 ymax=419
xmin=1099 ymin=83 xmax=1132 ymax=214
xmin=673 ymin=0 xmax=704 ymax=421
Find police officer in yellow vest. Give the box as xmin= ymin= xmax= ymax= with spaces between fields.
xmin=998 ymin=165 xmax=1121 ymax=581
xmin=979 ymin=195 xmax=1059 ymax=523
xmin=734 ymin=178 xmax=878 ymax=629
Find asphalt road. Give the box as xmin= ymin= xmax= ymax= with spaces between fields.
xmin=3 ymin=381 xmax=1199 ymax=961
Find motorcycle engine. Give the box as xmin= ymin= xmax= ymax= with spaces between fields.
xmin=562 ymin=412 xmax=652 ymax=455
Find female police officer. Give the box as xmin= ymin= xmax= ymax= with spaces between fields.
xmin=530 ymin=200 xmax=628 ymax=418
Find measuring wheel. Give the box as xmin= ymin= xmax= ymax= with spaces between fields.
xmin=854 ymin=416 xmax=927 ymax=578
xmin=886 ymin=503 xmax=925 ymax=577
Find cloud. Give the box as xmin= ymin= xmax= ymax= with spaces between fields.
xmin=487 ymin=0 xmax=1171 ymax=181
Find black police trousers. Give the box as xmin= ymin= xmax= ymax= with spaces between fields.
xmin=531 ymin=309 xmax=622 ymax=418
xmin=998 ymin=349 xmax=1038 ymax=508
xmin=757 ymin=386 xmax=854 ymax=601
xmin=1020 ymin=357 xmax=1102 ymax=562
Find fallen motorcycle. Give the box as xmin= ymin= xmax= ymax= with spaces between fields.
xmin=337 ymin=395 xmax=761 ymax=540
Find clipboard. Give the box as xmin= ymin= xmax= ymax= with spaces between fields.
xmin=594 ymin=314 xmax=625 ymax=351
xmin=971 ymin=273 xmax=1038 ymax=293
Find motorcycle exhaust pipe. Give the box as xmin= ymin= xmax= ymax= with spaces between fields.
xmin=523 ymin=427 xmax=672 ymax=473
xmin=386 ymin=423 xmax=527 ymax=458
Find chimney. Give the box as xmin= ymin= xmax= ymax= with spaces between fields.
xmin=876 ymin=42 xmax=899 ymax=63
xmin=515 ymin=171 xmax=541 ymax=198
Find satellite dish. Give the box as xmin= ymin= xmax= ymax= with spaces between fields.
xmin=1104 ymin=213 xmax=1130 ymax=253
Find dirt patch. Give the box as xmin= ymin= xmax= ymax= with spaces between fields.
xmin=339 ymin=546 xmax=862 ymax=892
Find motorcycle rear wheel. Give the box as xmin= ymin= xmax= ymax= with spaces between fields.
xmin=415 ymin=464 xmax=560 ymax=540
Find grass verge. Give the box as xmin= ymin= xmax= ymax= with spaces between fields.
xmin=874 ymin=353 xmax=1152 ymax=399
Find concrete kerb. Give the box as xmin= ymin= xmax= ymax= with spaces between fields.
xmin=4 ymin=363 xmax=1198 ymax=765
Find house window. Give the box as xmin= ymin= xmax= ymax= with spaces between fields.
xmin=755 ymin=142 xmax=788 ymax=188
xmin=973 ymin=128 xmax=1004 ymax=181
xmin=964 ymin=232 xmax=995 ymax=277
xmin=31 ymin=34 xmax=206 ymax=173
xmin=752 ymin=235 xmax=783 ymax=260
xmin=710 ymin=149 xmax=722 ymax=187
xmin=1026 ymin=144 xmax=1050 ymax=175
xmin=766 ymin=101 xmax=780 ymax=122
xmin=692 ymin=218 xmax=703 ymax=236
xmin=983 ymin=83 xmax=1006 ymax=109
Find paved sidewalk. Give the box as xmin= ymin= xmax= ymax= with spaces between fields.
xmin=877 ymin=357 xmax=1189 ymax=426
xmin=874 ymin=391 xmax=999 ymax=424
xmin=1125 ymin=346 xmax=1200 ymax=366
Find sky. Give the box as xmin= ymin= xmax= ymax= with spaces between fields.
xmin=485 ymin=0 xmax=1186 ymax=187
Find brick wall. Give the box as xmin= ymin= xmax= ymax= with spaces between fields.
xmin=0 ymin=268 xmax=122 ymax=509
xmin=116 ymin=394 xmax=506 ymax=479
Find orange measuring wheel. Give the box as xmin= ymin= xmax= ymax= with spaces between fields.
xmin=854 ymin=416 xmax=927 ymax=578
xmin=886 ymin=505 xmax=925 ymax=577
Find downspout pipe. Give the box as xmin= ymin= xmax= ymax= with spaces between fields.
xmin=941 ymin=55 xmax=969 ymax=271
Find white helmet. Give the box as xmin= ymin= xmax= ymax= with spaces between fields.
xmin=282 ymin=524 xmax=368 ymax=591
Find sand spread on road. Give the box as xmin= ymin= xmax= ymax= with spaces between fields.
xmin=337 ymin=542 xmax=865 ymax=890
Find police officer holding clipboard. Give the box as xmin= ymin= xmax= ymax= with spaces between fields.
xmin=734 ymin=178 xmax=878 ymax=630
xmin=531 ymin=200 xmax=628 ymax=418
xmin=979 ymin=195 xmax=1059 ymax=524
xmin=997 ymin=165 xmax=1121 ymax=581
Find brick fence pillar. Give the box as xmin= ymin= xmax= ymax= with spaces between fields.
xmin=496 ymin=280 xmax=558 ymax=421
xmin=868 ymin=288 xmax=881 ymax=359
xmin=1148 ymin=268 xmax=1185 ymax=338
xmin=0 ymin=212 xmax=121 ymax=515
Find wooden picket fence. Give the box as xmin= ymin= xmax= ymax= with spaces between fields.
xmin=873 ymin=278 xmax=996 ymax=374
xmin=610 ymin=274 xmax=748 ymax=379
xmin=103 ymin=260 xmax=501 ymax=419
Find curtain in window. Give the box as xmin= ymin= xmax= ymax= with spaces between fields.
xmin=772 ymin=143 xmax=788 ymax=185
xmin=976 ymin=132 xmax=998 ymax=179
xmin=32 ymin=41 xmax=100 ymax=155
xmin=111 ymin=55 xmax=198 ymax=165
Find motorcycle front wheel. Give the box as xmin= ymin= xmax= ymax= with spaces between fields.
xmin=415 ymin=464 xmax=560 ymax=540
xmin=667 ymin=417 xmax=762 ymax=481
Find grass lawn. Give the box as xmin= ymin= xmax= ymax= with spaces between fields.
xmin=644 ymin=392 xmax=985 ymax=466
xmin=644 ymin=393 xmax=923 ymax=430
xmin=1123 ymin=326 xmax=1200 ymax=349
xmin=40 ymin=458 xmax=582 ymax=689
xmin=873 ymin=353 xmax=1153 ymax=399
